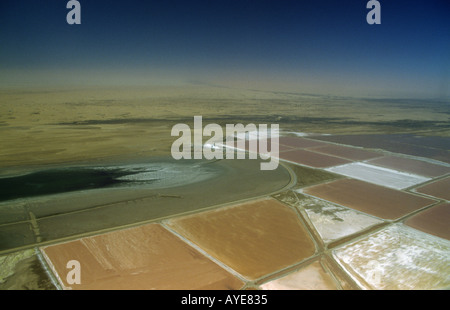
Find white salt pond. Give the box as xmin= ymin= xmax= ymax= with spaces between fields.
xmin=325 ymin=162 xmax=431 ymax=190
xmin=294 ymin=195 xmax=383 ymax=244
xmin=333 ymin=224 xmax=450 ymax=290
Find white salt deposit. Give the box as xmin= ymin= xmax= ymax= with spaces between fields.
xmin=333 ymin=224 xmax=450 ymax=290
xmin=325 ymin=162 xmax=431 ymax=190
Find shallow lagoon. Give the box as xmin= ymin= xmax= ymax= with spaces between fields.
xmin=0 ymin=160 xmax=220 ymax=203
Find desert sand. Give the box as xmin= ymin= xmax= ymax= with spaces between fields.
xmin=1 ymin=85 xmax=449 ymax=175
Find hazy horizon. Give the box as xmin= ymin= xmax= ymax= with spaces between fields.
xmin=1 ymin=0 xmax=449 ymax=99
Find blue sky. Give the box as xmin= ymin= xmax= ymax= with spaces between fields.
xmin=1 ymin=0 xmax=449 ymax=98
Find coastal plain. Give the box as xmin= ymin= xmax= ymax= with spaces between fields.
xmin=1 ymin=86 xmax=448 ymax=174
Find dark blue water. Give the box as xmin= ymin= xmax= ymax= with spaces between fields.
xmin=0 ymin=167 xmax=144 ymax=202
xmin=0 ymin=161 xmax=221 ymax=203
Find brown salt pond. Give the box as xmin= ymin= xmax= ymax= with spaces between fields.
xmin=302 ymin=179 xmax=436 ymax=220
xmin=414 ymin=177 xmax=450 ymax=201
xmin=279 ymin=136 xmax=329 ymax=149
xmin=167 ymin=198 xmax=316 ymax=281
xmin=404 ymin=203 xmax=450 ymax=240
xmin=309 ymin=134 xmax=450 ymax=164
xmin=41 ymin=223 xmax=244 ymax=290
xmin=278 ymin=149 xmax=351 ymax=168
xmin=367 ymin=156 xmax=450 ymax=178
xmin=308 ymin=144 xmax=382 ymax=161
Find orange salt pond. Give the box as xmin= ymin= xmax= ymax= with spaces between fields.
xmin=259 ymin=259 xmax=339 ymax=290
xmin=41 ymin=223 xmax=244 ymax=290
xmin=167 ymin=198 xmax=316 ymax=281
